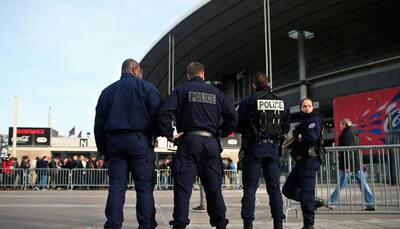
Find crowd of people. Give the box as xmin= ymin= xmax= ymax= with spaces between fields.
xmin=0 ymin=154 xmax=107 ymax=190
xmin=0 ymin=152 xmax=243 ymax=191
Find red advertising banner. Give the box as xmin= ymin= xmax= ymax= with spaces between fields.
xmin=8 ymin=127 xmax=51 ymax=146
xmin=333 ymin=86 xmax=400 ymax=145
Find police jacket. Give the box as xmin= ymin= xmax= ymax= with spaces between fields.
xmin=158 ymin=76 xmax=238 ymax=139
xmin=338 ymin=126 xmax=361 ymax=171
xmin=94 ymin=73 xmax=161 ymax=155
xmin=293 ymin=111 xmax=322 ymax=156
xmin=237 ymin=87 xmax=290 ymax=141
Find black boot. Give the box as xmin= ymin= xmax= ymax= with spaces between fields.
xmin=315 ymin=197 xmax=326 ymax=210
xmin=273 ymin=220 xmax=283 ymax=229
xmin=215 ymin=219 xmax=228 ymax=229
xmin=243 ymin=221 xmax=253 ymax=229
xmin=302 ymin=224 xmax=314 ymax=229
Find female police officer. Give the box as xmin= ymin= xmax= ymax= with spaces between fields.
xmin=282 ymin=98 xmax=325 ymax=229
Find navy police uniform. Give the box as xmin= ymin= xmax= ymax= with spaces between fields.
xmin=158 ymin=76 xmax=238 ymax=229
xmin=282 ymin=111 xmax=322 ymax=228
xmin=94 ymin=73 xmax=161 ymax=229
xmin=237 ymin=87 xmax=290 ymax=228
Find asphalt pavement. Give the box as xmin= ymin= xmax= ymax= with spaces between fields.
xmin=0 ymin=189 xmax=399 ymax=228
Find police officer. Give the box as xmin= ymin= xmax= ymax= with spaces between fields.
xmin=158 ymin=62 xmax=238 ymax=229
xmin=94 ymin=59 xmax=161 ymax=229
xmin=282 ymin=98 xmax=325 ymax=229
xmin=237 ymin=72 xmax=289 ymax=229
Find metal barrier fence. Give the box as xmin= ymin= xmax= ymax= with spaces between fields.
xmin=223 ymin=169 xmax=241 ymax=189
xmin=0 ymin=168 xmax=24 ymax=189
xmin=0 ymin=168 xmax=242 ymax=190
xmin=285 ymin=144 xmax=400 ymax=214
xmin=1 ymin=144 xmax=399 ymax=214
xmin=27 ymin=168 xmax=71 ymax=190
xmin=157 ymin=169 xmax=173 ymax=190
xmin=70 ymin=169 xmax=109 ymax=189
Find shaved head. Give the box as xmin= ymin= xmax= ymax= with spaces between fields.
xmin=121 ymin=58 xmax=142 ymax=79
xmin=187 ymin=62 xmax=205 ymax=79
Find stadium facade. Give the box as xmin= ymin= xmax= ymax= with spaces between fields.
xmin=140 ymin=0 xmax=400 ymax=145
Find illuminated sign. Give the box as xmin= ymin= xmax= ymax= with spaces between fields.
xmin=8 ymin=127 xmax=51 ymax=146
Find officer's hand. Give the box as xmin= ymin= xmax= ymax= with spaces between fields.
xmin=172 ymin=132 xmax=184 ymax=141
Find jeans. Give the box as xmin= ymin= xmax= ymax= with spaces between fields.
xmin=38 ymin=174 xmax=48 ymax=189
xmin=330 ymin=170 xmax=374 ymax=206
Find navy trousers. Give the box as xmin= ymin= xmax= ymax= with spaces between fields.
xmin=241 ymin=149 xmax=285 ymax=223
xmin=282 ymin=157 xmax=320 ymax=226
xmin=104 ymin=133 xmax=157 ymax=229
xmin=170 ymin=135 xmax=228 ymax=229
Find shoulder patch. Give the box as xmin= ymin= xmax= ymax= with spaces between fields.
xmin=188 ymin=91 xmax=216 ymax=104
xmin=308 ymin=123 xmax=316 ymax=129
xmin=257 ymin=99 xmax=284 ymax=111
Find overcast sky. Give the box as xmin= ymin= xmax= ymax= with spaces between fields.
xmin=0 ymin=0 xmax=207 ymax=136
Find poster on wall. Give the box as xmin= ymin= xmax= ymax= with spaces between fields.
xmin=333 ymin=86 xmax=400 ymax=145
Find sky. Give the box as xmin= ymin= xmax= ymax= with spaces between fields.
xmin=0 ymin=0 xmax=207 ymax=136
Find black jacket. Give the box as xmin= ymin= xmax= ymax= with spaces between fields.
xmin=94 ymin=73 xmax=161 ymax=156
xmin=290 ymin=112 xmax=322 ymax=159
xmin=338 ymin=126 xmax=360 ymax=171
xmin=158 ymin=76 xmax=237 ymax=139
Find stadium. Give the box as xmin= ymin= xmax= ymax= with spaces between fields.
xmin=140 ymin=0 xmax=400 ymax=145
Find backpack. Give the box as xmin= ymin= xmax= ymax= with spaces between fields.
xmin=251 ymin=90 xmax=285 ymax=139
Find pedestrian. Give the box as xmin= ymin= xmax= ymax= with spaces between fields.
xmin=282 ymin=98 xmax=326 ymax=229
xmin=20 ymin=156 xmax=31 ymax=189
xmin=94 ymin=58 xmax=161 ymax=229
xmin=20 ymin=156 xmax=30 ymax=169
xmin=329 ymin=118 xmax=375 ymax=210
xmin=35 ymin=156 xmax=49 ymax=190
xmin=237 ymin=72 xmax=290 ymax=229
xmin=1 ymin=155 xmax=13 ymax=188
xmin=158 ymin=62 xmax=238 ymax=229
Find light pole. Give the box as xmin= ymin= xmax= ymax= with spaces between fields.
xmin=48 ymin=106 xmax=52 ymax=128
xmin=288 ymin=30 xmax=314 ymax=99
xmin=12 ymin=96 xmax=18 ymax=157
xmin=263 ymin=0 xmax=273 ymax=87
xmin=168 ymin=33 xmax=175 ymax=94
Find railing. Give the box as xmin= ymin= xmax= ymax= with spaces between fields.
xmin=0 ymin=168 xmax=242 ymax=190
xmin=1 ymin=144 xmax=399 ymax=214
xmin=70 ymin=169 xmax=109 ymax=189
xmin=285 ymin=144 xmax=400 ymax=215
xmin=223 ymin=169 xmax=241 ymax=189
xmin=157 ymin=169 xmax=173 ymax=190
xmin=0 ymin=168 xmax=24 ymax=189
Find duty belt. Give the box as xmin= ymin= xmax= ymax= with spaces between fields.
xmin=185 ymin=130 xmax=214 ymax=138
xmin=258 ymin=138 xmax=278 ymax=145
